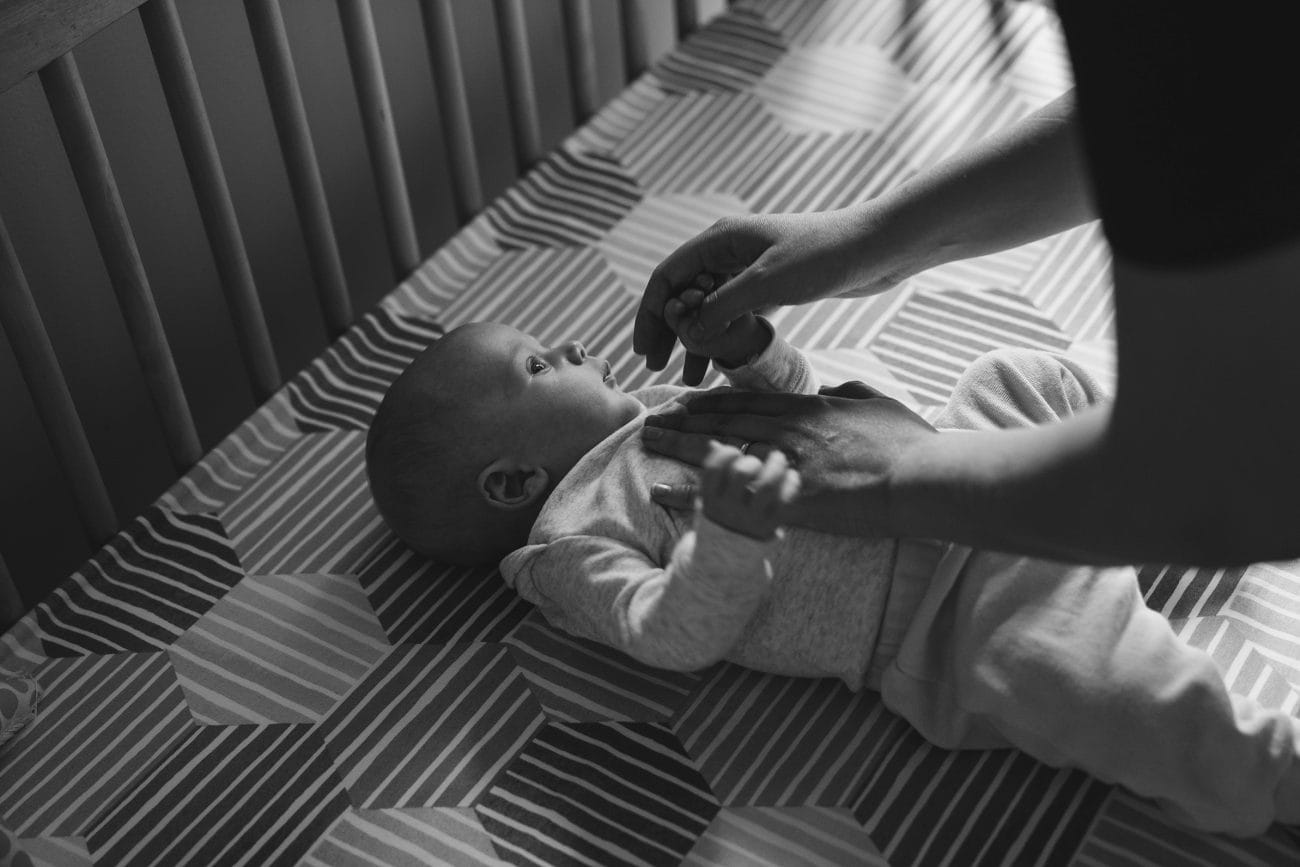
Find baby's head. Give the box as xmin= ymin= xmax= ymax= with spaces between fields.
xmin=366 ymin=322 xmax=642 ymax=565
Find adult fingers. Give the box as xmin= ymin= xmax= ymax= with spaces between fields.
xmin=682 ymin=351 xmax=710 ymax=387
xmin=648 ymin=411 xmax=783 ymax=446
xmin=640 ymin=424 xmax=716 ymax=467
xmin=690 ymin=258 xmax=775 ymax=340
xmin=634 ymin=220 xmax=760 ymax=366
xmin=650 ymin=481 xmax=697 ymax=511
xmin=683 ymin=389 xmax=813 ymax=417
xmin=818 ymin=380 xmax=888 ymax=400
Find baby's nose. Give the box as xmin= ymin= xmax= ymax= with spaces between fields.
xmin=564 ymin=341 xmax=587 ymax=364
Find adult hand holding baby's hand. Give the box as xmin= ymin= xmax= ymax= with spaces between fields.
xmin=698 ymin=441 xmax=800 ymax=540
xmin=664 ymin=274 xmax=770 ymax=385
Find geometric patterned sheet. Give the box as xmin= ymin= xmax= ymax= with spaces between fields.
xmin=3 ymin=0 xmax=1299 ymax=863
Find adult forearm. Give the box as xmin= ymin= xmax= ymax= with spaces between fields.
xmin=852 ymin=91 xmax=1096 ymax=286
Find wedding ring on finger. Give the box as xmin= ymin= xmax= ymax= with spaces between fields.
xmin=738 ymin=440 xmax=752 ymax=455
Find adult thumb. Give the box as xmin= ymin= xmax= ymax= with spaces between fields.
xmin=695 ymin=265 xmax=769 ymax=337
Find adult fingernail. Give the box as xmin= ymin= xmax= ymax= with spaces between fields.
xmin=652 ymin=483 xmax=671 ymax=498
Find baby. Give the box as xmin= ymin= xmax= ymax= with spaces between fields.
xmin=366 ymin=294 xmax=1299 ymax=837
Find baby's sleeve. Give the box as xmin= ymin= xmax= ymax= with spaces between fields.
xmin=716 ymin=318 xmax=820 ymax=395
xmin=501 ymin=516 xmax=778 ymax=671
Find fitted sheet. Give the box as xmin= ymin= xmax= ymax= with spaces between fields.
xmin=2 ymin=1 xmax=1299 ymax=864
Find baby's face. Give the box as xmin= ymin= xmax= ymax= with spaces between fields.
xmin=452 ymin=322 xmax=643 ymax=476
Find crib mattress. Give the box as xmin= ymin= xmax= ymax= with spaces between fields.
xmin=3 ymin=1 xmax=1299 ymax=864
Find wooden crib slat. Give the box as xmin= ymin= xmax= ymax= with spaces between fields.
xmin=39 ymin=53 xmax=203 ymax=472
xmin=418 ymin=0 xmax=484 ymax=224
xmin=0 ymin=213 xmax=118 ymax=548
xmin=561 ymin=0 xmax=600 ymax=124
xmin=620 ymin=0 xmax=649 ymax=81
xmin=140 ymin=0 xmax=281 ymax=401
xmin=0 ymin=0 xmax=148 ymax=95
xmin=676 ymin=0 xmax=699 ymax=40
xmin=243 ymin=0 xmax=353 ymax=337
xmin=494 ymin=0 xmax=543 ymax=172
xmin=336 ymin=0 xmax=421 ymax=279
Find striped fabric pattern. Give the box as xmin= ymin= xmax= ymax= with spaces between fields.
xmin=505 ymin=612 xmax=699 ymax=723
xmin=487 ymin=149 xmax=642 ymax=251
xmin=36 ymin=508 xmax=243 ymax=656
xmin=84 ymin=723 xmax=350 ymax=866
xmin=285 ymin=309 xmax=444 ymax=432
xmin=303 ymin=808 xmax=509 ymax=867
xmin=0 ymin=652 xmax=191 ymax=837
xmin=4 ymin=1 xmax=1300 ymax=864
xmin=355 ymin=539 xmax=530 ymax=646
xmin=168 ymin=572 xmax=390 ymax=724
xmin=317 ymin=643 xmax=545 ymax=809
xmin=684 ymin=807 xmax=888 ymax=867
xmin=477 ymin=723 xmax=719 ymax=867
xmin=649 ymin=9 xmax=785 ymax=94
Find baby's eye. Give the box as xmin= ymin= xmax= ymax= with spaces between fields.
xmin=526 ymin=356 xmax=548 ymax=375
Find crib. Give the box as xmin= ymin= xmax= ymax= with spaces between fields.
xmin=2 ymin=0 xmax=1299 ymax=864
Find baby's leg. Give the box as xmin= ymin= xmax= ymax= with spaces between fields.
xmin=883 ymin=550 xmax=1300 ymax=836
xmin=936 ymin=347 xmax=1106 ymax=431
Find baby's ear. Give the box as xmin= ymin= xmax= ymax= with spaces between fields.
xmin=478 ymin=459 xmax=550 ymax=510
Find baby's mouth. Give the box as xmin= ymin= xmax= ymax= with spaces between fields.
xmin=601 ymin=361 xmax=616 ymax=387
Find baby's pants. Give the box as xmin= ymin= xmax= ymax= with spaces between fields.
xmin=872 ymin=349 xmax=1300 ymax=835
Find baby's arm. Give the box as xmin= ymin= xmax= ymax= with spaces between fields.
xmin=506 ymin=443 xmax=799 ymax=671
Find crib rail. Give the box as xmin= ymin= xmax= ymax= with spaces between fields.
xmin=0 ymin=0 xmax=706 ymax=623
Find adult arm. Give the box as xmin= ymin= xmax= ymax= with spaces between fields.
xmin=634 ymin=90 xmax=1096 ymax=375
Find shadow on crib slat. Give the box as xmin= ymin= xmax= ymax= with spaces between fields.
xmin=39 ymin=52 xmax=204 ymax=472
xmin=140 ymin=0 xmax=282 ymax=401
xmin=243 ymin=0 xmax=354 ymax=338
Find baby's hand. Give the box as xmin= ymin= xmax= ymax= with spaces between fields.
xmin=665 ymin=273 xmax=769 ymax=369
xmin=699 ymin=441 xmax=800 ymax=540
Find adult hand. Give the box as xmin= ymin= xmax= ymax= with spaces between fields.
xmin=634 ymin=209 xmax=901 ymax=379
xmin=642 ymin=382 xmax=936 ymax=537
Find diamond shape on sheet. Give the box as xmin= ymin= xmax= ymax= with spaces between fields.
xmin=476 ymin=721 xmax=719 ymax=867
xmin=169 ymin=573 xmax=390 ymax=725
xmin=0 ymin=652 xmax=190 ymax=838
xmin=504 ymin=610 xmax=700 ymax=723
xmin=319 ymin=643 xmax=544 ymax=809
xmin=219 ymin=431 xmax=386 ymax=576
xmin=683 ymin=806 xmax=887 ymax=867
xmin=35 ymin=508 xmax=244 ymax=657
xmin=302 ymin=807 xmax=508 ymax=867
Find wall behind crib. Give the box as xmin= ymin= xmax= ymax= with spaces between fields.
xmin=0 ymin=0 xmax=686 ymax=608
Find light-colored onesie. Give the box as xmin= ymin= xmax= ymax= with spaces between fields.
xmin=500 ymin=335 xmax=1300 ymax=836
